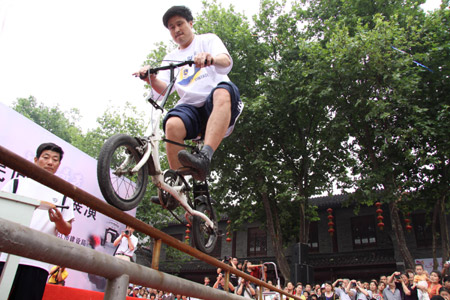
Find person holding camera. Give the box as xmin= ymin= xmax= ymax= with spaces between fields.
xmin=236 ymin=278 xmax=256 ymax=299
xmin=217 ymin=256 xmax=239 ymax=287
xmin=213 ymin=272 xmax=235 ymax=292
xmin=383 ymin=273 xmax=403 ymax=300
xmin=333 ymin=279 xmax=356 ymax=300
xmin=113 ymin=226 xmax=138 ymax=262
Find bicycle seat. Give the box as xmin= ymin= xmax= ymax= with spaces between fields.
xmin=191 ymin=135 xmax=204 ymax=144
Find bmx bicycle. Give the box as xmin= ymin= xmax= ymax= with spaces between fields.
xmin=96 ymin=60 xmax=218 ymax=254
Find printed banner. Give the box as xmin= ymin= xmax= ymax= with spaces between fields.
xmin=415 ymin=257 xmax=444 ymax=274
xmin=0 ymin=102 xmax=136 ymax=292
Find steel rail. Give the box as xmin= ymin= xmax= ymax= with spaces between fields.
xmin=0 ymin=217 xmax=244 ymax=300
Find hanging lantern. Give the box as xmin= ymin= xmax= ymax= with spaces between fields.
xmin=405 ymin=213 xmax=412 ymax=232
xmin=327 ymin=208 xmax=335 ymax=236
xmin=185 ymin=223 xmax=191 ymax=243
xmin=226 ymin=220 xmax=232 ymax=242
xmin=375 ymin=202 xmax=384 ymax=230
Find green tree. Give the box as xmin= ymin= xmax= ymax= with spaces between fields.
xmin=309 ymin=7 xmax=449 ymax=268
xmin=12 ymin=96 xmax=83 ymax=144
xmin=193 ymin=0 xmax=351 ymax=280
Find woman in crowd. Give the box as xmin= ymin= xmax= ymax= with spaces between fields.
xmin=370 ymin=280 xmax=383 ymax=300
xmin=320 ymin=281 xmax=339 ymax=300
xmin=378 ymin=281 xmax=386 ymax=298
xmin=429 ymin=271 xmax=443 ymax=298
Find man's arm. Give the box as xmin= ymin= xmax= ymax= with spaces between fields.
xmin=333 ymin=279 xmax=342 ymax=288
xmin=388 ymin=272 xmax=398 ymax=284
xmin=127 ymin=237 xmax=135 ymax=251
xmin=357 ymin=282 xmax=369 ymax=297
xmin=133 ymin=67 xmax=168 ymax=95
xmin=400 ymin=281 xmax=411 ymax=296
xmin=236 ymin=283 xmax=244 ymax=295
xmin=113 ymin=233 xmax=124 ymax=247
xmin=228 ymin=281 xmax=235 ymax=292
xmin=49 ymin=208 xmax=72 ymax=235
xmin=213 ymin=274 xmax=222 ymax=289
xmin=248 ymin=284 xmax=256 ymax=296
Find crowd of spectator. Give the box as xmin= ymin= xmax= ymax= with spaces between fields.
xmin=124 ymin=258 xmax=450 ymax=300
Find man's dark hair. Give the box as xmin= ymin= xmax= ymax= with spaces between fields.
xmin=36 ymin=142 xmax=64 ymax=161
xmin=162 ymin=6 xmax=193 ymax=28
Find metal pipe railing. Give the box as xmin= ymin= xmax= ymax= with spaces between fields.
xmin=0 ymin=217 xmax=244 ymax=300
xmin=0 ymin=145 xmax=301 ymax=300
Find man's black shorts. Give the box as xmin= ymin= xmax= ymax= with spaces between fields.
xmin=163 ymin=81 xmax=242 ymax=140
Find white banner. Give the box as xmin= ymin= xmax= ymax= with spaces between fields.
xmin=0 ymin=102 xmax=136 ymax=291
xmin=415 ymin=257 xmax=445 ymax=274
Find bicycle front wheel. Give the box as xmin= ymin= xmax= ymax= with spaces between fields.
xmin=97 ymin=134 xmax=149 ymax=211
xmin=192 ymin=201 xmax=218 ymax=254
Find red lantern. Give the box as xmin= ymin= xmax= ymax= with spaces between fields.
xmin=376 ymin=202 xmax=384 ymax=230
xmin=327 ymin=208 xmax=335 ymax=236
xmin=226 ymin=220 xmax=232 ymax=243
xmin=185 ymin=223 xmax=191 ymax=242
xmin=404 ymin=215 xmax=412 ymax=232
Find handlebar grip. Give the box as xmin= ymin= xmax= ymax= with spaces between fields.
xmin=139 ymin=71 xmax=148 ymax=80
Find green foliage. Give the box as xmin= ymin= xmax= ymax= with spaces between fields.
xmin=75 ymin=101 xmax=147 ymax=159
xmin=12 ymin=96 xmax=83 ymax=144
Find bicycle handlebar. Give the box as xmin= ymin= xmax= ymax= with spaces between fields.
xmin=139 ymin=60 xmax=194 ymax=79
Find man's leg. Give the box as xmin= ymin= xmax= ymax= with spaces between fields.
xmin=203 ymin=88 xmax=231 ymax=150
xmin=164 ymin=116 xmax=187 ymax=170
xmin=178 ymin=88 xmax=231 ymax=181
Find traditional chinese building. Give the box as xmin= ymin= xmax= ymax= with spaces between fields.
xmin=136 ymin=193 xmax=445 ymax=285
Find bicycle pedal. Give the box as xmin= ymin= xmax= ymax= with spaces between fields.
xmin=177 ymin=166 xmax=198 ymax=177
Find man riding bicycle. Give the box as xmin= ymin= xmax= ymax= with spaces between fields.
xmin=134 ymin=5 xmax=243 ymax=183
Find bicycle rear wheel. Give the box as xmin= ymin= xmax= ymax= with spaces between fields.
xmin=97 ymin=134 xmax=149 ymax=211
xmin=192 ymin=199 xmax=218 ymax=254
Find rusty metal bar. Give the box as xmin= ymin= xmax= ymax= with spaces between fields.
xmin=0 ymin=217 xmax=244 ymax=300
xmin=0 ymin=145 xmax=302 ymax=300
xmin=151 ymin=239 xmax=162 ymax=270
xmin=224 ymin=270 xmax=230 ymax=292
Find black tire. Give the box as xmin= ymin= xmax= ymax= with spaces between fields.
xmin=97 ymin=134 xmax=149 ymax=211
xmin=192 ymin=201 xmax=218 ymax=254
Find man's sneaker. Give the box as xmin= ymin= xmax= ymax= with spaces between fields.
xmin=177 ymin=150 xmax=210 ymax=181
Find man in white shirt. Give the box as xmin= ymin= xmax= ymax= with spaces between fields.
xmin=0 ymin=142 xmax=75 ymax=300
xmin=113 ymin=226 xmax=138 ymax=262
xmin=135 ymin=5 xmax=243 ymax=183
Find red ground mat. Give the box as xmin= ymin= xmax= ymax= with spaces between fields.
xmin=43 ymin=284 xmax=138 ymax=300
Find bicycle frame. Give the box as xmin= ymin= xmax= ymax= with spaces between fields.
xmin=130 ymin=61 xmax=214 ymax=229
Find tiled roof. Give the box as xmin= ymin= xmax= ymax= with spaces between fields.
xmin=309 ymin=194 xmax=351 ymax=209
xmin=307 ymin=249 xmax=396 ymax=268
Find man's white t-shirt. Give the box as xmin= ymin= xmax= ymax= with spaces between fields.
xmin=0 ymin=177 xmax=75 ymax=272
xmin=116 ymin=234 xmax=138 ymax=257
xmin=157 ymin=33 xmax=233 ymax=108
